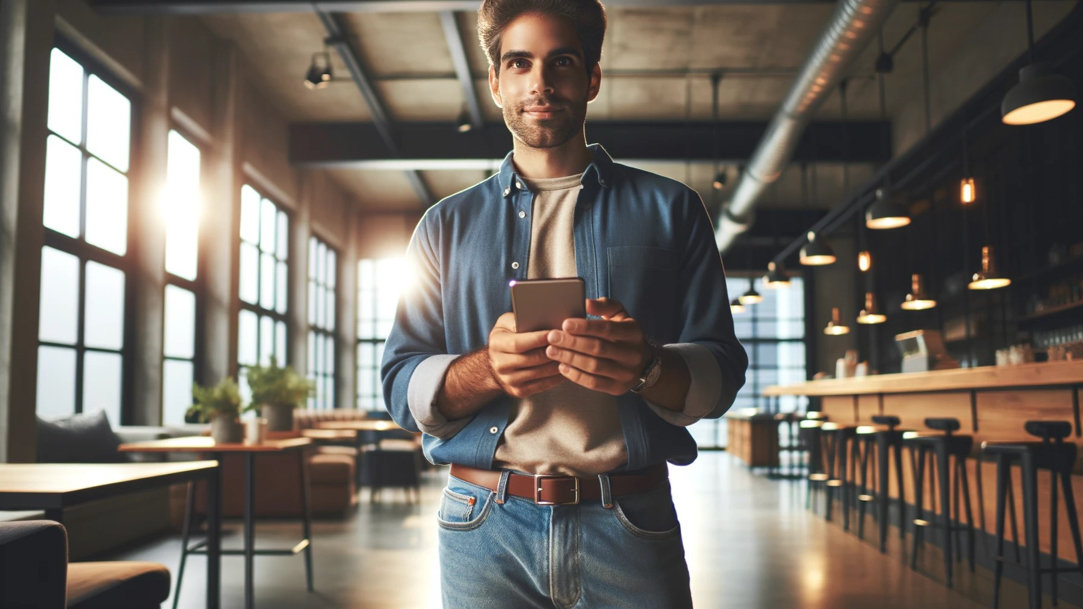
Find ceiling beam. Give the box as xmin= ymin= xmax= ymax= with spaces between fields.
xmin=315 ymin=10 xmax=433 ymax=203
xmin=290 ymin=120 xmax=890 ymax=168
xmin=88 ymin=0 xmax=984 ymax=14
xmin=439 ymin=11 xmax=483 ymax=131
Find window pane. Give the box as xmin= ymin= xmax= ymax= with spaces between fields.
xmin=164 ymin=131 xmax=201 ymax=280
xmin=276 ymin=211 xmax=288 ymax=259
xmin=86 ymin=75 xmax=130 ymax=172
xmin=327 ymin=250 xmax=337 ymax=288
xmin=238 ymin=309 xmax=258 ymax=366
xmin=260 ymin=199 xmax=276 ymax=252
xmin=307 ymin=332 xmax=316 ymax=374
xmin=259 ymin=315 xmax=274 ymax=365
xmin=240 ymin=185 xmax=260 ymax=244
xmin=42 ymin=135 xmax=82 ymax=237
xmin=308 ymin=280 xmax=318 ymax=326
xmin=239 ymin=243 xmax=259 ymax=304
xmin=39 ymin=247 xmax=80 ymax=344
xmin=275 ymin=321 xmax=287 ymax=364
xmin=83 ymin=261 xmax=125 ymax=350
xmin=275 ymin=261 xmax=288 ymax=314
xmin=162 ymin=359 xmax=194 ymax=425
xmin=47 ymin=49 xmax=84 ymax=144
xmin=83 ymin=351 xmax=122 ymax=424
xmin=309 ymin=238 xmax=318 ymax=279
xmin=85 ymin=158 xmax=128 ymax=255
xmin=164 ymin=285 xmax=196 ymax=359
xmin=36 ymin=345 xmax=77 ymax=419
xmin=327 ymin=289 xmax=336 ymax=331
xmin=260 ymin=253 xmax=275 ymax=309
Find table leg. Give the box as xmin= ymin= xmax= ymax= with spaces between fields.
xmin=245 ymin=453 xmax=255 ymax=609
xmin=207 ymin=464 xmax=221 ymax=609
xmin=299 ymin=448 xmax=315 ymax=591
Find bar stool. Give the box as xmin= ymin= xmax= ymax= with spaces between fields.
xmin=854 ymin=415 xmax=910 ymax=552
xmin=905 ymin=417 xmax=976 ymax=587
xmin=821 ymin=422 xmax=859 ymax=530
xmin=774 ymin=411 xmax=807 ymax=478
xmin=802 ymin=412 xmax=829 ymax=512
xmin=981 ymin=420 xmax=1083 ymax=609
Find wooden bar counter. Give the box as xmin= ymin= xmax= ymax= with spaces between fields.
xmin=765 ymin=360 xmax=1083 ymax=559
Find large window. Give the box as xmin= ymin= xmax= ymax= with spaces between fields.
xmin=161 ymin=131 xmax=202 ymax=424
xmin=37 ymin=47 xmax=132 ymax=423
xmin=356 ymin=257 xmax=411 ymax=412
xmin=307 ymin=237 xmax=337 ymax=409
xmin=238 ymin=185 xmax=289 ymax=399
xmin=689 ymin=276 xmax=807 ymax=449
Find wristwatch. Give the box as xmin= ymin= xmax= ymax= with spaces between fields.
xmin=630 ymin=344 xmax=663 ymax=394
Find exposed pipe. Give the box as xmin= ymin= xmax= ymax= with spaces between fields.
xmin=715 ymin=0 xmax=901 ymax=253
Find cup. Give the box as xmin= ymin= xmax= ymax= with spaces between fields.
xmin=245 ymin=417 xmax=267 ymax=444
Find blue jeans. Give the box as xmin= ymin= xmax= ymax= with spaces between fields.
xmin=437 ymin=471 xmax=693 ymax=609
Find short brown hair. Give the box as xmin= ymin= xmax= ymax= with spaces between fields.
xmin=478 ymin=0 xmax=606 ymax=74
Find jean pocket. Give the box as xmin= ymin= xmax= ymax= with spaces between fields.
xmin=437 ymin=483 xmax=493 ymax=531
xmin=612 ymin=484 xmax=681 ymax=539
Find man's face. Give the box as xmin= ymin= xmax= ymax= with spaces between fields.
xmin=488 ymin=12 xmax=601 ymax=150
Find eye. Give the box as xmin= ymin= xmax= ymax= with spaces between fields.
xmin=508 ymin=58 xmax=530 ymax=70
xmin=554 ymin=56 xmax=574 ymax=67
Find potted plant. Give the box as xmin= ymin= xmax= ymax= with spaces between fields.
xmin=188 ymin=377 xmax=247 ymax=443
xmin=245 ymin=356 xmax=314 ymax=432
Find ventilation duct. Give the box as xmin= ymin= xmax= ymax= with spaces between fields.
xmin=715 ymin=0 xmax=901 ymax=253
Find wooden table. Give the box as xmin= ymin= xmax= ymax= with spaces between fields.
xmin=314 ymin=419 xmax=403 ymax=432
xmin=118 ymin=437 xmax=313 ymax=609
xmin=0 ymin=461 xmax=221 ymax=608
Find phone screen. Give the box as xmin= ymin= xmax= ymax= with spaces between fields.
xmin=509 ymin=277 xmax=585 ymax=332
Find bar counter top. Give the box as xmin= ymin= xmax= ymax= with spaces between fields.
xmin=764 ymin=359 xmax=1083 ymax=397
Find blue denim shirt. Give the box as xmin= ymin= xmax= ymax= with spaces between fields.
xmin=381 ymin=145 xmax=747 ymax=471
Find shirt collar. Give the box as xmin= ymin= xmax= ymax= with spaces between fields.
xmin=497 ymin=143 xmax=614 ymax=197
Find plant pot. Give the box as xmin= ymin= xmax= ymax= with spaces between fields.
xmin=210 ymin=415 xmax=243 ymax=443
xmin=261 ymin=403 xmax=295 ymax=432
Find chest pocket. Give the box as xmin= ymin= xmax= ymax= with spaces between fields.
xmin=607 ymin=246 xmax=680 ymax=339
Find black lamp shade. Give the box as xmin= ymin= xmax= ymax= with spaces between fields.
xmin=799 ymin=231 xmax=836 ymax=266
xmin=763 ymin=261 xmax=791 ymax=288
xmin=304 ymin=52 xmax=333 ymax=90
xmin=865 ymin=188 xmax=911 ymax=230
xmin=1002 ymin=64 xmax=1077 ymax=125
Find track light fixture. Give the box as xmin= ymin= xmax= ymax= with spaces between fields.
xmin=1001 ymin=0 xmax=1076 ymax=125
xmin=304 ymin=51 xmax=333 ymax=90
xmin=799 ymin=231 xmax=836 ymax=266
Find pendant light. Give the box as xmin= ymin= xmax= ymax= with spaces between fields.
xmin=800 ymin=231 xmax=836 ymax=266
xmin=968 ymin=245 xmax=1011 ymax=290
xmin=1001 ymin=0 xmax=1077 ymax=125
xmin=763 ymin=261 xmax=791 ymax=288
xmin=856 ymin=292 xmax=887 ymax=324
xmin=866 ymin=187 xmax=911 ymax=230
xmin=730 ymin=298 xmax=746 ymax=314
xmin=304 ymin=50 xmax=333 ymax=90
xmin=901 ymin=273 xmax=937 ymax=310
xmin=857 ymin=250 xmax=872 ymax=272
xmin=738 ymin=278 xmax=763 ymax=305
xmin=960 ymin=125 xmax=976 ymax=204
xmin=823 ymin=307 xmax=851 ymax=336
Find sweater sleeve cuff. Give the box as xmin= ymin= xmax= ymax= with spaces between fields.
xmin=407 ymin=354 xmax=470 ymax=438
xmin=645 ymin=343 xmax=721 ymax=427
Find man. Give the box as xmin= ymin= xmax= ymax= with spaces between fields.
xmin=381 ymin=0 xmax=747 ymax=606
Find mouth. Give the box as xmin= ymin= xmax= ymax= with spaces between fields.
xmin=522 ymin=105 xmax=562 ymax=119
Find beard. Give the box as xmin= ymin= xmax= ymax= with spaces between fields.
xmin=502 ymin=95 xmax=587 ymax=149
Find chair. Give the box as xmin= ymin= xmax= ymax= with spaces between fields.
xmin=904 ymin=417 xmax=976 ymax=587
xmin=360 ymin=438 xmax=423 ymax=503
xmin=981 ymin=420 xmax=1083 ymax=609
xmin=820 ymin=422 xmax=859 ymax=530
xmin=853 ymin=414 xmax=910 ymax=552
xmin=0 ymin=520 xmax=170 ymax=609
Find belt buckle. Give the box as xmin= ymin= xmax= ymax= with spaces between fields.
xmin=533 ymin=474 xmax=579 ymax=505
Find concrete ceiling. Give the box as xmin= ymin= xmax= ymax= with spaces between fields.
xmin=91 ymin=0 xmax=1079 ymax=222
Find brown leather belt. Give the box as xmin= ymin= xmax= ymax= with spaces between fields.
xmin=449 ymin=463 xmax=667 ymax=506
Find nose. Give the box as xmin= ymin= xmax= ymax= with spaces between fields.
xmin=529 ymin=64 xmax=555 ymax=96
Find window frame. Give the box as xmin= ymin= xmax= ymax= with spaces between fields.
xmin=307 ymin=234 xmax=338 ymax=410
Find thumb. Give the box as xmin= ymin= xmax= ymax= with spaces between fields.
xmin=586 ymin=297 xmax=628 ymax=320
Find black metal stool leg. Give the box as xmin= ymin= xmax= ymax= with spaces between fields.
xmin=1058 ymin=467 xmax=1083 ymax=582
xmin=895 ymin=440 xmax=906 ymax=541
xmin=936 ymin=445 xmax=954 ymax=587
xmin=1051 ymin=466 xmax=1060 ymax=606
xmin=174 ymin=480 xmax=196 ymax=609
xmin=1021 ymin=450 xmax=1042 ymax=609
xmin=911 ymin=445 xmax=927 ymax=570
xmin=858 ymin=436 xmax=873 ymax=540
xmin=993 ymin=455 xmax=1010 ymax=609
xmin=876 ymin=436 xmax=890 ymax=552
xmin=1008 ymin=479 xmax=1022 ymax=563
xmin=958 ymin=455 xmax=975 ymax=574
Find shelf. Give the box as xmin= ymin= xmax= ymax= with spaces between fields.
xmin=1020 ymin=299 xmax=1083 ymax=322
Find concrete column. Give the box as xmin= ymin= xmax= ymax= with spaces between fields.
xmin=130 ymin=16 xmax=169 ymax=425
xmin=201 ymin=40 xmax=239 ymax=384
xmin=0 ymin=0 xmax=55 ymax=461
xmin=290 ymin=175 xmax=311 ymax=374
xmin=336 ymin=208 xmax=359 ymax=409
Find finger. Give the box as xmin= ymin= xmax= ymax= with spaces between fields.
xmin=490 ymin=327 xmax=551 ymax=354
xmin=560 ymin=318 xmax=643 ymax=344
xmin=546 ymin=345 xmax=634 ymax=382
xmin=586 ymin=298 xmax=628 ymax=320
xmin=548 ymin=329 xmax=642 ymax=369
xmin=491 ymin=347 xmax=554 ymax=373
xmin=557 ymin=363 xmax=629 ymax=396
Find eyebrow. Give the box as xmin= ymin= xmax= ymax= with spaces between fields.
xmin=500 ymin=47 xmax=583 ymax=63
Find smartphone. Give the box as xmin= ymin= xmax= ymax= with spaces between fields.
xmin=509 ymin=277 xmax=586 ymax=333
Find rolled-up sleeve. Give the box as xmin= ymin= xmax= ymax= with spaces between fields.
xmin=406 ymin=354 xmax=471 ymax=438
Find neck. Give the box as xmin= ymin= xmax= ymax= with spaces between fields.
xmin=511 ymin=131 xmax=591 ymax=179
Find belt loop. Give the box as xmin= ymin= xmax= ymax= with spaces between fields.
xmin=597 ymin=473 xmax=614 ymax=509
xmin=495 ymin=470 xmax=511 ymax=505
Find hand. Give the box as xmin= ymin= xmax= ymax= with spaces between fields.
xmin=487 ymin=312 xmax=565 ymax=398
xmin=544 ymin=298 xmax=651 ymax=395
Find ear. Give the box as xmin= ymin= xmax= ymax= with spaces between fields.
xmin=587 ymin=63 xmax=601 ymax=102
xmin=489 ymin=66 xmax=503 ymax=108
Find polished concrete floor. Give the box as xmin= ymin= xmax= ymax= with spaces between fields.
xmin=110 ymin=451 xmax=1065 ymax=608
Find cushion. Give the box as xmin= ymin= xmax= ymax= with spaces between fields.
xmin=36 ymin=410 xmax=122 ymax=463
xmin=67 ymin=561 xmax=170 ymax=608
xmin=309 ymin=453 xmax=355 ymax=485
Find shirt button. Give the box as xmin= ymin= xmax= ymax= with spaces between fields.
xmin=489 ymin=426 xmax=499 ymax=434
xmin=518 ymin=210 xmax=526 ymax=219
xmin=503 ymin=187 xmax=511 ymax=196
xmin=516 ymin=181 xmax=524 ymax=190
xmin=511 ymin=261 xmax=520 ymax=270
